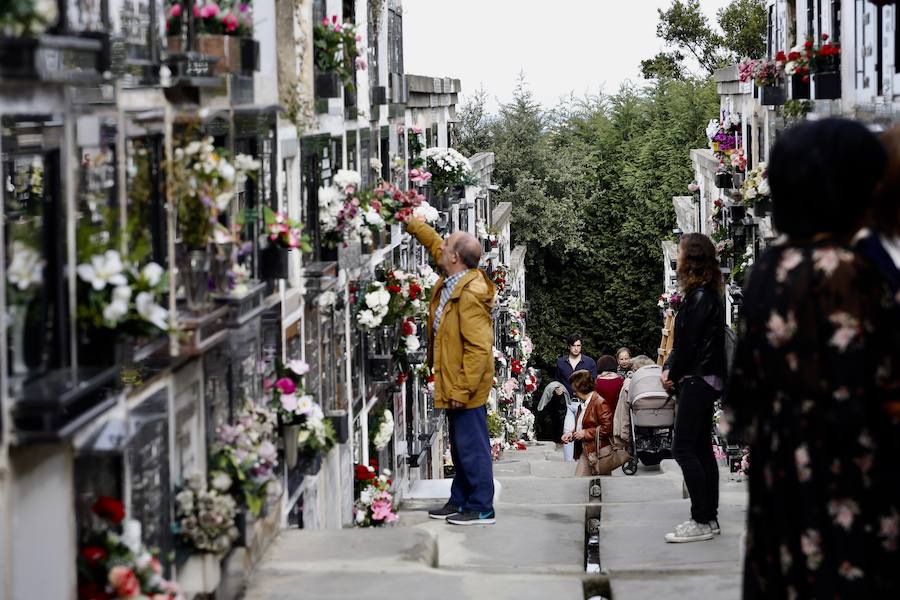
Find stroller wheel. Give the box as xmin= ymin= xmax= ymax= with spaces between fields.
xmin=622 ymin=458 xmax=638 ymax=476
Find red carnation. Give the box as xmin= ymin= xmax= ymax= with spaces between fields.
xmin=92 ymin=496 xmax=125 ymax=524
xmin=788 ymin=51 xmax=801 ymax=61
xmin=396 ymin=372 xmax=408 ymax=385
xmin=402 ymin=319 xmax=415 ymax=336
xmin=408 ymin=283 xmax=422 ymax=299
xmin=387 ymin=285 xmax=402 ymax=294
xmin=80 ymin=546 xmax=108 ymax=565
xmin=775 ymin=50 xmax=786 ymax=62
xmin=355 ymin=464 xmax=376 ymax=480
xmin=804 ymin=40 xmax=813 ymax=49
xmin=821 ymin=33 xmax=828 ymax=41
xmin=426 ymin=374 xmax=435 ymax=383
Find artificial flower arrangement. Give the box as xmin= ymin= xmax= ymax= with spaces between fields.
xmin=169 ymin=136 xmax=260 ymax=250
xmin=738 ymin=56 xmax=783 ymax=87
xmin=166 ymin=1 xmax=253 ymax=36
xmin=523 ymin=366 xmax=538 ymax=398
xmin=510 ymin=358 xmax=523 ymax=376
xmin=493 ymin=346 xmax=508 ymax=374
xmin=508 ymin=321 xmax=522 ymax=343
xmin=809 ymin=34 xmax=840 ymax=73
xmin=407 ymin=126 xmax=425 ymax=170
xmin=423 ymin=147 xmax=474 ymax=196
xmin=731 ymin=245 xmax=755 ymax=284
xmin=76 ymin=250 xmax=170 ymax=335
xmin=740 ymin=162 xmax=770 ymax=207
xmin=173 ymin=472 xmax=240 ymax=555
xmin=519 ymin=334 xmax=534 ymax=364
xmin=372 ymin=408 xmax=394 ymax=451
xmin=211 ymin=402 xmax=281 ymax=517
xmin=6 ymin=240 xmax=44 ymax=302
xmin=658 ymin=290 xmax=683 ymax=312
xmin=77 ymin=496 xmax=183 ymax=600
xmin=314 ymin=14 xmax=366 ymax=90
xmin=783 ymin=45 xmax=811 ymax=81
xmin=262 ymin=206 xmax=313 ymax=251
xmin=319 ymin=170 xmax=438 ymax=247
xmin=264 ymin=359 xmax=337 ymax=455
xmin=496 ymin=377 xmax=519 ymax=405
xmin=491 ymin=264 xmax=509 ymax=295
xmin=730 ymin=148 xmax=747 ymax=173
xmin=353 ymin=468 xmax=398 ymax=527
xmin=512 ymin=406 xmax=536 ymax=441
xmin=355 ymin=268 xmax=430 ymax=331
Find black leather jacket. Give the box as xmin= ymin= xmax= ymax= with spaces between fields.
xmin=666 ymin=286 xmax=725 ymax=384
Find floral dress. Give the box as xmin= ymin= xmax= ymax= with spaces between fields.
xmin=727 ymin=242 xmax=900 ymax=599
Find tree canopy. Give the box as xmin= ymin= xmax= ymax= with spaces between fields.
xmin=641 ymin=0 xmax=767 ymax=79
xmin=459 ymin=74 xmax=718 ymax=372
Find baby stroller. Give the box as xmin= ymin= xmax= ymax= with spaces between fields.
xmin=622 ymin=364 xmax=675 ymax=475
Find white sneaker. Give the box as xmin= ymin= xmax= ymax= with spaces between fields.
xmin=665 ymin=519 xmax=714 ymax=543
xmin=709 ymin=519 xmax=721 ymax=535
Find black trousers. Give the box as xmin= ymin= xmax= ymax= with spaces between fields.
xmin=672 ymin=377 xmax=719 ymax=524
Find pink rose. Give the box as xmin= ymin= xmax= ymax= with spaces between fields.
xmin=201 ymin=3 xmax=220 ymax=19
xmin=193 ymin=4 xmax=201 ymax=17
xmin=276 ymin=377 xmax=296 ymax=394
xmin=170 ymin=3 xmax=182 ymax=17
xmin=280 ymin=393 xmax=298 ymax=413
xmin=223 ymin=12 xmax=239 ymax=32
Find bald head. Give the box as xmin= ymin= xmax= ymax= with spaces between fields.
xmin=453 ymin=232 xmax=483 ymax=269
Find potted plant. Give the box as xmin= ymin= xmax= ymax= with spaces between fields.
xmin=261 ymin=206 xmax=312 ymax=280
xmin=783 ymin=46 xmax=811 ymax=99
xmin=740 ymin=57 xmax=785 ymax=106
xmin=809 ymin=34 xmax=841 ymax=100
xmin=188 ymin=1 xmax=255 ymax=75
xmin=314 ymin=14 xmax=366 ymax=97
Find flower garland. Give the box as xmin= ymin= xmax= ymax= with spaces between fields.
xmin=354 ymin=470 xmax=398 ymax=526
xmin=77 ymin=497 xmax=182 ymax=600
xmin=173 ymin=472 xmax=240 ymax=555
xmin=211 ymin=402 xmax=281 ymax=517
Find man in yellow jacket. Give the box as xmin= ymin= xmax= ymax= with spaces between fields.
xmin=406 ymin=218 xmax=496 ymax=525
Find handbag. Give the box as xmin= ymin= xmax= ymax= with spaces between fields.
xmin=586 ymin=396 xmax=631 ymax=475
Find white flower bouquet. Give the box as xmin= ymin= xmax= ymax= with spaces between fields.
xmin=740 ymin=162 xmax=770 ymax=207
xmin=372 ymin=408 xmax=394 ymax=451
xmin=76 ymin=250 xmax=170 ymax=335
xmin=174 ymin=472 xmax=240 ymax=555
xmin=424 ymin=147 xmax=473 ymax=195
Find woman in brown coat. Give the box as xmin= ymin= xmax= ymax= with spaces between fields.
xmin=562 ymin=369 xmax=614 ymax=476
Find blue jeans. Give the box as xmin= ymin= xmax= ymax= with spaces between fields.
xmin=448 ymin=404 xmax=495 ymax=513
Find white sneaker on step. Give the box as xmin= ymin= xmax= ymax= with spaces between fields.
xmin=665 ymin=519 xmax=714 ymax=543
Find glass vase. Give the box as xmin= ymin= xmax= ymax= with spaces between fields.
xmin=181 ymin=249 xmax=211 ymax=311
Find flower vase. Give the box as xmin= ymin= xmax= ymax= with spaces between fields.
xmin=283 ymin=424 xmax=300 ymax=469
xmin=181 ymin=249 xmax=211 ymax=312
xmin=714 ymin=172 xmax=733 ymax=189
xmin=261 ymin=245 xmax=290 ymax=280
xmin=194 ymin=34 xmax=241 ymax=75
xmin=7 ymin=305 xmax=27 ymax=375
xmin=760 ymin=85 xmax=785 ymax=106
xmin=178 ymin=552 xmax=222 ymax=595
xmin=813 ymin=71 xmax=841 ymax=100
xmin=211 ymin=243 xmax=233 ymax=294
xmin=790 ymin=74 xmax=810 ymax=99
xmin=752 ymin=196 xmax=773 ymax=217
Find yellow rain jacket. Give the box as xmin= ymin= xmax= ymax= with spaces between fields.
xmin=406 ymin=220 xmax=495 ymax=409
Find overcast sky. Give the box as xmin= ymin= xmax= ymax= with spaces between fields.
xmin=403 ymin=0 xmax=732 ymax=113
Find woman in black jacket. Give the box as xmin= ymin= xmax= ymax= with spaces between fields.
xmin=662 ymin=233 xmax=725 ymax=543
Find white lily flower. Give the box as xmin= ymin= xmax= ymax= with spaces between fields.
xmin=136 ymin=291 xmax=169 ymax=331
xmin=7 ymin=241 xmax=44 ymax=291
xmin=77 ymin=250 xmax=128 ymax=291
xmin=218 ymin=160 xmax=236 ymax=182
xmin=141 ymin=262 xmax=164 ymax=287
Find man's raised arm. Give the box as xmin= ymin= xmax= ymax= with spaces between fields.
xmin=405 ymin=219 xmax=443 ymax=263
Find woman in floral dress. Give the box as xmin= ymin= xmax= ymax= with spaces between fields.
xmin=728 ymin=119 xmax=899 ymax=598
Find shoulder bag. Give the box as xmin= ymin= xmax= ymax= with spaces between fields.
xmin=587 ymin=396 xmax=631 ymax=475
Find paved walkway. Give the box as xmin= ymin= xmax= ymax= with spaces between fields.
xmin=243 ymin=444 xmax=747 ymax=600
